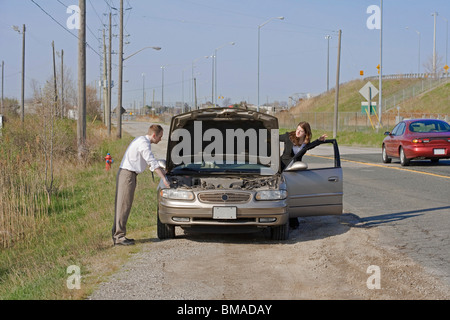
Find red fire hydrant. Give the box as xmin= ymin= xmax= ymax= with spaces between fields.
xmin=105 ymin=153 xmax=114 ymax=171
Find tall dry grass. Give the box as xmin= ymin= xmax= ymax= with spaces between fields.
xmin=0 ymin=114 xmax=93 ymax=248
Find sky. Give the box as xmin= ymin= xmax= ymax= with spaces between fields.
xmin=0 ymin=0 xmax=449 ymax=110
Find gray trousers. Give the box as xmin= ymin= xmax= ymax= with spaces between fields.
xmin=112 ymin=168 xmax=137 ymax=242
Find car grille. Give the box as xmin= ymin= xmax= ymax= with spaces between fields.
xmin=198 ymin=192 xmax=251 ymax=203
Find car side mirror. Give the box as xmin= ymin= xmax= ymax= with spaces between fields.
xmin=384 ymin=131 xmax=391 ymax=136
xmin=158 ymin=159 xmax=167 ymax=170
xmin=284 ymin=161 xmax=308 ymax=172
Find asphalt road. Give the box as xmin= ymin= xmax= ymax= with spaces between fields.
xmin=329 ymin=147 xmax=450 ymax=287
xmin=120 ymin=120 xmax=450 ymax=290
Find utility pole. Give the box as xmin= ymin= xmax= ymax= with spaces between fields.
xmin=21 ymin=24 xmax=26 ymax=123
xmin=432 ymin=12 xmax=438 ymax=76
xmin=102 ymin=29 xmax=107 ymax=126
xmin=52 ymin=41 xmax=58 ymax=114
xmin=117 ymin=0 xmax=123 ymax=139
xmin=60 ymin=49 xmax=64 ymax=118
xmin=77 ymin=0 xmax=86 ymax=159
xmin=333 ymin=29 xmax=341 ymax=139
xmin=107 ymin=12 xmax=112 ymax=136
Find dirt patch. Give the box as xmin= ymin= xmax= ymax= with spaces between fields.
xmin=89 ymin=214 xmax=450 ymax=300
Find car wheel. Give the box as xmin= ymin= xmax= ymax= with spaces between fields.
xmin=382 ymin=145 xmax=391 ymax=163
xmin=399 ymin=147 xmax=410 ymax=166
xmin=271 ymin=221 xmax=289 ymax=241
xmin=157 ymin=210 xmax=175 ymax=240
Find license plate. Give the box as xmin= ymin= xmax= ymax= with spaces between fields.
xmin=434 ymin=149 xmax=446 ymax=155
xmin=213 ymin=207 xmax=236 ymax=219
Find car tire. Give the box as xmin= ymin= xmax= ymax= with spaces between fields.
xmin=399 ymin=147 xmax=410 ymax=166
xmin=271 ymin=221 xmax=289 ymax=241
xmin=382 ymin=145 xmax=392 ymax=163
xmin=157 ymin=210 xmax=175 ymax=240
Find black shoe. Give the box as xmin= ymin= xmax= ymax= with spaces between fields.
xmin=114 ymin=238 xmax=135 ymax=246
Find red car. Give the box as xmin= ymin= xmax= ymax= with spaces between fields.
xmin=382 ymin=119 xmax=450 ymax=166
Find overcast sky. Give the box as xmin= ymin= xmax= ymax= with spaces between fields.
xmin=0 ymin=0 xmax=449 ymax=109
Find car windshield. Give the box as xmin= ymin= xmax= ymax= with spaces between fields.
xmin=409 ymin=120 xmax=450 ymax=133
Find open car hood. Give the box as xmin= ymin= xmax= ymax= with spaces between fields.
xmin=166 ymin=108 xmax=279 ymax=174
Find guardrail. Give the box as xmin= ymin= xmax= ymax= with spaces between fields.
xmin=365 ymin=72 xmax=449 ymax=80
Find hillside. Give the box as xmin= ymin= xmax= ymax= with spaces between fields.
xmin=287 ymin=77 xmax=449 ymax=115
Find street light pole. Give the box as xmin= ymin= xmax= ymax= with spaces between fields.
xmin=214 ymin=42 xmax=235 ymax=107
xmin=443 ymin=17 xmax=448 ymax=70
xmin=257 ymin=17 xmax=284 ymax=112
xmin=432 ymin=12 xmax=438 ymax=76
xmin=325 ymin=35 xmax=332 ymax=92
xmin=378 ymin=0 xmax=383 ymax=126
xmin=142 ymin=73 xmax=145 ymax=110
xmin=161 ymin=66 xmax=165 ymax=109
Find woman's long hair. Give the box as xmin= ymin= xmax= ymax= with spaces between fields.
xmin=288 ymin=121 xmax=312 ymax=146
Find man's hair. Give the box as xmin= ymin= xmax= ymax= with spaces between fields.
xmin=148 ymin=124 xmax=163 ymax=136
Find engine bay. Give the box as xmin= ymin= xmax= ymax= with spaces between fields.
xmin=168 ymin=174 xmax=281 ymax=191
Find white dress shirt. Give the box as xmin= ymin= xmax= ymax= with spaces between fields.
xmin=120 ymin=135 xmax=160 ymax=174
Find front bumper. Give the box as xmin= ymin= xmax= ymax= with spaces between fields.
xmin=158 ymin=190 xmax=288 ymax=227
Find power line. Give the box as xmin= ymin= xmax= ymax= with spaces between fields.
xmin=29 ymin=0 xmax=101 ymax=57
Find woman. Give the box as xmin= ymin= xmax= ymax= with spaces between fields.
xmin=279 ymin=121 xmax=327 ymax=228
xmin=279 ymin=121 xmax=327 ymax=170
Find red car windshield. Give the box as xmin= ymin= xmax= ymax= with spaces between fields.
xmin=409 ymin=120 xmax=450 ymax=133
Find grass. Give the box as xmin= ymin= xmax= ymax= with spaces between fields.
xmin=0 ymin=117 xmax=160 ymax=300
xmin=279 ymin=127 xmax=386 ymax=148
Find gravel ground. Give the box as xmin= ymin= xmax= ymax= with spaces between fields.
xmin=89 ymin=214 xmax=450 ymax=300
xmin=89 ymin=120 xmax=450 ymax=300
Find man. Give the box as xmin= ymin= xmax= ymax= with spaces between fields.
xmin=112 ymin=124 xmax=170 ymax=246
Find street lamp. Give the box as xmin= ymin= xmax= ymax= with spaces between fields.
xmin=117 ymin=45 xmax=161 ymax=138
xmin=257 ymin=17 xmax=284 ymax=112
xmin=214 ymin=42 xmax=235 ymax=107
xmin=123 ymin=46 xmax=161 ymax=61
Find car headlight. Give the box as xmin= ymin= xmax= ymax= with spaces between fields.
xmin=255 ymin=190 xmax=287 ymax=201
xmin=161 ymin=189 xmax=195 ymax=200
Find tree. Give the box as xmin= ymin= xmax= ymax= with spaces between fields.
xmin=423 ymin=54 xmax=444 ymax=75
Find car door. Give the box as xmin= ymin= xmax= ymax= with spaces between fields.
xmin=282 ymin=140 xmax=343 ymax=217
xmin=384 ymin=122 xmax=403 ymax=156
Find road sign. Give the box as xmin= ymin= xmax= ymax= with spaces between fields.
xmin=359 ymin=81 xmax=379 ymax=101
xmin=444 ymin=65 xmax=449 ymax=72
xmin=360 ymin=70 xmax=364 ymax=76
